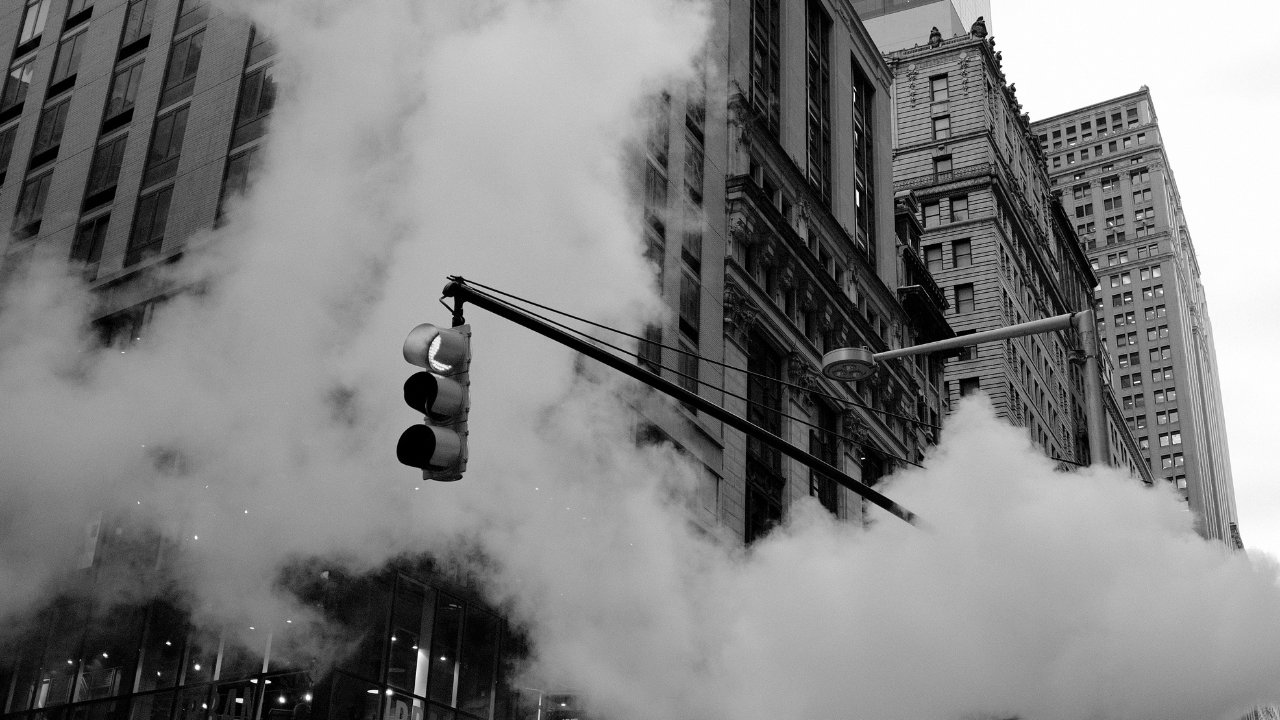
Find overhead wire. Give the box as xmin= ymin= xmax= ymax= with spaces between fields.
xmin=456 ymin=283 xmax=926 ymax=469
xmin=450 ymin=276 xmax=941 ymax=431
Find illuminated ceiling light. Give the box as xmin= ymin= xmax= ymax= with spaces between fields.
xmin=165 ymin=641 xmax=172 ymax=646
xmin=102 ymin=653 xmax=109 ymax=658
xmin=278 ymin=697 xmax=287 ymax=704
xmin=193 ymin=664 xmax=201 ymax=671
xmin=366 ymin=690 xmax=379 ymax=695
xmin=235 ymin=698 xmax=244 ymax=704
xmin=385 ymin=690 xmax=393 ymax=696
xmin=202 ymin=704 xmax=208 ymax=709
xmin=304 ymin=694 xmax=312 ymax=702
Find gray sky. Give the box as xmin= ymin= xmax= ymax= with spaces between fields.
xmin=994 ymin=0 xmax=1280 ymax=558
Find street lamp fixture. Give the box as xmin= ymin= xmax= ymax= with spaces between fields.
xmin=819 ymin=310 xmax=1110 ymax=467
xmin=821 ymin=347 xmax=877 ymax=381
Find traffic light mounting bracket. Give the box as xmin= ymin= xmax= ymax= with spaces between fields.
xmin=441 ymin=278 xmax=921 ymax=527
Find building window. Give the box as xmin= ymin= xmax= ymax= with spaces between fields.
xmin=851 ymin=59 xmax=876 ymax=263
xmin=1075 ymin=203 xmax=1093 ymax=218
xmin=217 ymin=145 xmax=262 ymax=219
xmin=70 ymin=214 xmax=110 ymax=267
xmin=0 ymin=123 xmax=16 ymax=183
xmin=126 ymin=186 xmax=173 ymax=266
xmin=745 ymin=332 xmax=783 ymax=543
xmin=805 ymin=0 xmax=831 ymax=204
xmin=924 ymin=244 xmax=943 ymax=273
xmin=17 ymin=0 xmax=51 ymax=48
xmin=105 ymin=62 xmax=145 ymax=127
xmin=930 ymin=75 xmax=948 ymax=103
xmin=952 ymin=239 xmax=972 ymax=268
xmin=231 ymin=63 xmax=277 ymax=148
xmin=30 ymin=98 xmax=71 ymax=162
xmin=120 ymin=0 xmax=155 ymax=52
xmin=159 ymin=29 xmax=205 ymax=108
xmin=932 ymin=115 xmax=950 ymax=140
xmin=1 ymin=60 xmax=35 ymax=116
xmin=637 ymin=325 xmax=662 ymax=373
xmin=644 ymin=161 xmax=667 ymax=238
xmin=50 ymin=32 xmax=86 ymax=91
xmin=143 ymin=106 xmax=189 ymax=187
xmin=679 ymin=270 xmax=700 ymax=341
xmin=749 ymin=0 xmax=781 ymax=136
xmin=923 ymin=201 xmax=940 ymax=228
xmin=958 ymin=377 xmax=980 ymax=396
xmin=65 ymin=0 xmax=91 ymax=22
xmin=84 ymin=134 xmax=129 ymax=208
xmin=934 ymin=155 xmax=952 ymax=176
xmin=809 ymin=404 xmax=840 ymax=516
xmin=1137 ymin=132 xmax=1147 ymax=144
xmin=684 ymin=135 xmax=704 ymax=205
xmin=174 ymin=0 xmax=209 ymax=35
xmin=13 ymin=171 xmax=52 ymax=238
xmin=950 ymin=195 xmax=968 ymax=221
xmin=955 ymin=283 xmax=974 ymax=313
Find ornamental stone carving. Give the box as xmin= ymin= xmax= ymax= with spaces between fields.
xmin=775 ymin=262 xmax=795 ymax=292
xmin=970 ymin=16 xmax=988 ymax=39
xmin=723 ymin=279 xmax=760 ymax=346
xmin=797 ymin=279 xmax=816 ymax=311
xmin=840 ymin=410 xmax=871 ymax=448
xmin=787 ymin=352 xmax=823 ymax=409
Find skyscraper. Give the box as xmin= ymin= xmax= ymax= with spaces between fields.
xmin=876 ymin=21 xmax=1151 ymax=479
xmin=0 ymin=0 xmax=275 ymax=338
xmin=1031 ymin=88 xmax=1240 ymax=547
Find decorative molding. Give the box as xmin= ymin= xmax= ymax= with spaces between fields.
xmin=723 ymin=278 xmax=760 ymax=347
xmin=787 ymin=352 xmax=823 ymax=409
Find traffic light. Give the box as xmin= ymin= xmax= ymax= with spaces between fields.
xmin=397 ymin=323 xmax=470 ymax=481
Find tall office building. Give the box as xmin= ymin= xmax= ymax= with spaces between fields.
xmin=1031 ymin=89 xmax=1240 ymax=547
xmin=877 ymin=21 xmax=1151 ymax=479
xmin=637 ymin=0 xmax=954 ymax=540
xmin=853 ymin=0 xmax=991 ymax=52
xmin=0 ymin=0 xmax=273 ymax=337
xmin=0 ymin=2 xmax=956 ymax=720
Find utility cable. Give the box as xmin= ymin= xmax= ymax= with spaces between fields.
xmin=450 ymin=276 xmax=941 ymax=431
xmin=458 ymin=284 xmax=925 ymax=469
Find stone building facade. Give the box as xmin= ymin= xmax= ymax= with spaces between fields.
xmin=876 ymin=21 xmax=1150 ymax=480
xmin=1031 ymin=88 xmax=1240 ymax=546
xmin=639 ymin=0 xmax=952 ymax=541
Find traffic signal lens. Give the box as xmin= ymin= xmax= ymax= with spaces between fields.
xmin=396 ymin=425 xmax=463 ymax=474
xmin=403 ymin=372 xmax=464 ymax=419
xmin=428 ymin=336 xmax=450 ymax=372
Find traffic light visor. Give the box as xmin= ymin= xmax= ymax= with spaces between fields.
xmin=403 ymin=324 xmax=469 ymax=372
xmin=397 ymin=424 xmax=463 ymax=471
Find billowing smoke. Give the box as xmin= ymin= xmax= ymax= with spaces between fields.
xmin=1 ymin=1 xmax=1278 ymax=720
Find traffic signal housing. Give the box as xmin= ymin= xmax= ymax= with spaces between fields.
xmin=397 ymin=323 xmax=470 ymax=481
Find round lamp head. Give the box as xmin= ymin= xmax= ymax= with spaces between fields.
xmin=822 ymin=347 xmax=877 ymax=381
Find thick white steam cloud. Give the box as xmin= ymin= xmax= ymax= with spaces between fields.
xmin=0 ymin=1 xmax=1278 ymax=720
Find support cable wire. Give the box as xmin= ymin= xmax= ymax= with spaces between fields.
xmin=457 ymin=284 xmax=924 ymax=470
xmin=449 ymin=276 xmax=941 ymax=431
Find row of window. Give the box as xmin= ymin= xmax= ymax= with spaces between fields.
xmin=1039 ymin=107 xmax=1140 ymax=148
xmin=1109 ymin=284 xmax=1165 ymax=307
xmin=1052 ymin=132 xmax=1147 ymax=168
xmin=1105 ymin=265 xmax=1163 ymax=287
xmin=7 ymin=1 xmax=275 ymax=277
xmin=921 ymin=193 xmax=967 ymax=227
xmin=1092 ymin=244 xmax=1160 ymax=268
